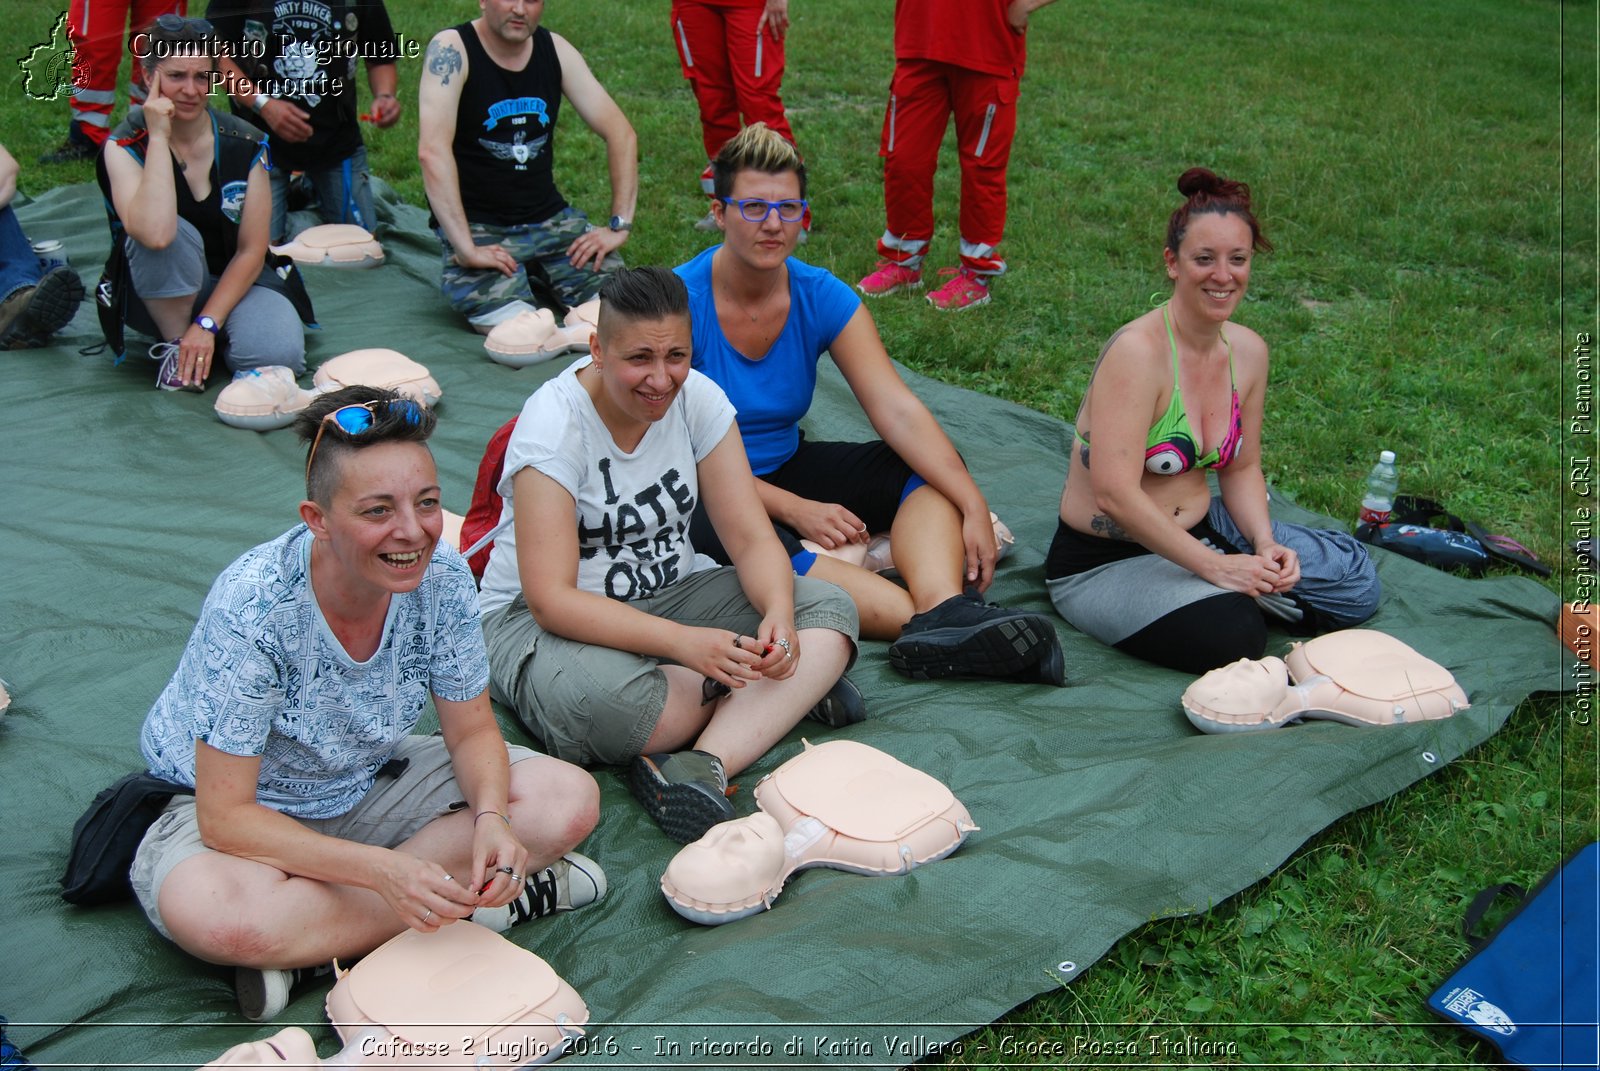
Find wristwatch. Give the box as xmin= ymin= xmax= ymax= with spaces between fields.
xmin=251 ymin=92 xmax=271 ymax=113
xmin=608 ymin=215 xmax=632 ymax=232
xmin=194 ymin=315 xmax=219 ymax=334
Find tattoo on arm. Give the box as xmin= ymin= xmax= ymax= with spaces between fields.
xmin=1089 ymin=513 xmax=1131 ymax=541
xmin=426 ymin=41 xmax=462 ymax=84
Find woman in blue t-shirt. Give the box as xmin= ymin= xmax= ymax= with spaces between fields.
xmin=675 ymin=123 xmax=1062 ymax=685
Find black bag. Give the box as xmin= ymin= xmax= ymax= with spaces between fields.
xmin=60 ymin=772 xmax=194 ymax=906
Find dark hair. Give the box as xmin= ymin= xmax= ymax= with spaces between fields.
xmin=711 ymin=122 xmax=807 ymax=200
xmin=1165 ymin=167 xmax=1272 ymax=255
xmin=295 ymin=385 xmax=437 ymax=505
xmin=135 ymin=16 xmax=221 ymax=76
xmin=596 ymin=267 xmax=690 ymax=346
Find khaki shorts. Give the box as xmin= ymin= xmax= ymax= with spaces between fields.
xmin=130 ymin=735 xmax=537 ymax=940
xmin=484 ymin=567 xmax=859 ymax=767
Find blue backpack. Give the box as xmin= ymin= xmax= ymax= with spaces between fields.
xmin=1428 ymin=842 xmax=1598 ymax=1070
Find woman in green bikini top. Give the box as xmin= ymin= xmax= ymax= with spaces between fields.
xmin=1056 ymin=166 xmax=1300 ymax=601
xmin=1079 ymin=302 xmax=1243 ymax=476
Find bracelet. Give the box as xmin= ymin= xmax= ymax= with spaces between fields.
xmin=475 ymin=810 xmax=511 ymax=827
xmin=374 ymin=93 xmax=397 ymax=100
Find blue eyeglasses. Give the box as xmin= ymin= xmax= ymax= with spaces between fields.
xmin=721 ymin=197 xmax=808 ymax=223
xmin=305 ymin=400 xmax=424 ymax=478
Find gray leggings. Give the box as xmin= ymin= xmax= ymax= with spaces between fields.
xmin=125 ymin=217 xmax=306 ymax=373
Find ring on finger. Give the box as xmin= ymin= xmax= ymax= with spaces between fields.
xmin=774 ymin=637 xmax=792 ymax=656
xmin=422 ymin=908 xmax=433 ymax=924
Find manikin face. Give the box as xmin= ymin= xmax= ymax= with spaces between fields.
xmin=588 ymin=313 xmax=693 ymax=435
xmin=668 ymin=813 xmax=788 ymax=903
xmin=714 ymin=169 xmax=805 ymax=273
xmin=480 ymin=0 xmax=544 ymax=45
xmin=303 ymin=441 xmax=443 ymax=599
xmin=150 ymin=55 xmax=216 ymax=122
xmin=1164 ymin=211 xmax=1254 ymax=321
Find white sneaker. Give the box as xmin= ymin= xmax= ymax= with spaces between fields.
xmin=235 ymin=964 xmax=327 ymax=1022
xmin=472 ymin=852 xmax=606 ymax=933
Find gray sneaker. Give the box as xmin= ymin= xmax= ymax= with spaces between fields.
xmin=628 ymin=749 xmax=734 ymax=843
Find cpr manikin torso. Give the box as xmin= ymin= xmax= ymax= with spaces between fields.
xmin=198 ymin=924 xmax=587 ymax=1069
xmin=482 ymin=297 xmax=601 ymax=367
xmin=1181 ymin=629 xmax=1469 ymax=733
xmin=661 ymin=739 xmax=978 ymax=925
xmin=213 ymin=349 xmax=441 ymax=431
xmin=272 ymin=224 xmax=385 ymax=269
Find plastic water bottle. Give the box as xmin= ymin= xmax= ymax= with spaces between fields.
xmin=1359 ymin=450 xmax=1399 ymax=526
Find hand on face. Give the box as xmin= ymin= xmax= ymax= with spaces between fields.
xmin=143 ymin=70 xmax=175 ymax=138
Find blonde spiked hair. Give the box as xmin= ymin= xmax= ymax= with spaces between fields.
xmin=711 ymin=122 xmax=807 ymax=200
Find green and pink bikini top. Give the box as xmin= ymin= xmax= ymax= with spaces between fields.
xmin=1081 ymin=303 xmax=1243 ymax=476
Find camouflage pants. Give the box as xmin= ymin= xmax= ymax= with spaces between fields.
xmin=437 ymin=206 xmax=623 ymax=324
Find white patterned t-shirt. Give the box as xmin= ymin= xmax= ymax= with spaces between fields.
xmin=478 ymin=356 xmax=737 ymax=614
xmin=139 ymin=525 xmax=490 ymax=819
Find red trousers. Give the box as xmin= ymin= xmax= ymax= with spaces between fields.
xmin=68 ymin=0 xmax=187 ymax=143
xmin=875 ymin=59 xmax=1019 ymax=275
xmin=671 ymin=0 xmax=794 ymax=164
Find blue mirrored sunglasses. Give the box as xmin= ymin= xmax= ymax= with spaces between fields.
xmin=305 ymin=400 xmax=424 ymax=478
xmin=721 ymin=197 xmax=808 ymax=223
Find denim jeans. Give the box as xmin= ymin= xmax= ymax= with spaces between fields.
xmin=267 ymin=144 xmax=375 ymax=243
xmin=0 ymin=204 xmax=42 ymax=302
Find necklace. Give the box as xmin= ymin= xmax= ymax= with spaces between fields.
xmin=727 ymin=277 xmax=781 ymax=322
xmin=715 ymin=254 xmax=783 ymax=322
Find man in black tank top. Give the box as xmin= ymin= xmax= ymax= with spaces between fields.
xmin=418 ymin=0 xmax=637 ymax=333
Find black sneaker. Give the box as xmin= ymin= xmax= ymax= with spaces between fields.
xmin=1 ymin=267 xmax=84 ymax=348
xmin=1014 ymin=629 xmax=1068 ymax=687
xmin=0 ymin=286 xmax=33 ymax=345
xmin=235 ymin=963 xmax=329 ymax=1023
xmin=628 ymin=749 xmax=735 ymax=844
xmin=806 ymin=675 xmax=867 ymax=727
xmin=888 ymin=589 xmax=1057 ymax=681
xmin=39 ymin=129 xmax=97 ymax=165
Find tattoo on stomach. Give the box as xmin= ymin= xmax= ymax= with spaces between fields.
xmin=1089 ymin=514 xmax=1130 ymax=541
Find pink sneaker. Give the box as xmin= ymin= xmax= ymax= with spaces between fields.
xmin=857 ymin=259 xmax=923 ymax=297
xmin=926 ymin=267 xmax=991 ymax=312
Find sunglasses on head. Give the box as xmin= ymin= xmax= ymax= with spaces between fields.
xmin=152 ymin=13 xmax=214 ymax=34
xmin=305 ymin=400 xmax=425 ymax=478
xmin=721 ymin=197 xmax=808 ymax=224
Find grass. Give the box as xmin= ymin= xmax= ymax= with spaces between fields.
xmin=2 ymin=0 xmax=1595 ymax=1066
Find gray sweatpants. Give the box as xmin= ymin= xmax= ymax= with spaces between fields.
xmin=125 ymin=217 xmax=306 ymax=373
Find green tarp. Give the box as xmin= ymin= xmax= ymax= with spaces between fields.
xmin=0 ymin=184 xmax=1564 ymax=1069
